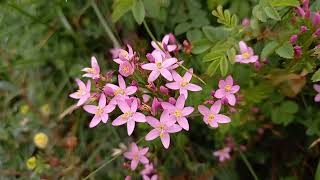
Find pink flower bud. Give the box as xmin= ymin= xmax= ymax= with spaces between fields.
xmin=210 ymin=90 xmax=215 ymax=97
xmin=168 ymin=97 xmax=176 ymax=105
xmin=142 ymin=94 xmax=151 ymax=103
xmin=146 ymin=53 xmax=155 ymax=63
xmin=289 ymin=34 xmax=298 ymax=44
xmin=159 ymin=86 xmax=169 ymax=95
xmin=313 ymin=12 xmax=320 ymax=27
xmin=242 ymin=18 xmax=250 ymax=27
xmin=130 ymin=80 xmax=138 ymax=88
xmin=294 ymin=46 xmax=302 ymax=58
xmin=104 ymin=71 xmax=114 ymax=80
xmin=229 ymin=107 xmax=237 ymax=113
xmin=300 ymin=25 xmax=308 ymax=33
xmin=251 ymin=107 xmax=259 ymax=113
xmin=254 ymin=61 xmax=262 ymax=71
xmin=313 ymin=28 xmax=320 ymax=37
xmin=151 ymin=98 xmax=161 ymax=116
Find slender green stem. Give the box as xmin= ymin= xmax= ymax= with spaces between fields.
xmin=142 ymin=20 xmax=206 ymax=85
xmin=239 ymin=151 xmax=259 ymax=180
xmin=91 ymin=0 xmax=121 ymax=48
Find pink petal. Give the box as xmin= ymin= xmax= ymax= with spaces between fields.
xmin=141 ymin=63 xmax=156 ymax=71
xmin=146 ymin=116 xmax=160 ymax=128
xmin=124 ymin=152 xmax=134 ymax=159
xmin=118 ymin=100 xmax=131 ymax=113
xmin=139 ymin=147 xmax=149 ymax=155
xmin=209 ymin=120 xmax=219 ymax=128
xmin=145 ymin=129 xmax=160 ymax=140
xmin=172 ymin=71 xmax=182 ymax=82
xmin=148 ymin=70 xmax=160 ymax=82
xmin=131 ymin=159 xmax=139 ymax=170
xmin=315 ymin=94 xmax=320 ymax=102
xmin=249 ymin=56 xmax=259 ymax=63
xmin=160 ymin=132 xmax=170 ymax=149
xmin=101 ymin=113 xmax=109 ymax=123
xmin=91 ymin=56 xmax=100 ymax=73
xmin=152 ymin=50 xmax=163 ymax=62
xmin=167 ymin=124 xmax=182 ymax=133
xmin=98 ymin=94 xmax=106 ymax=107
xmin=177 ymin=117 xmax=189 ymax=130
xmin=218 ymin=80 xmax=226 ymax=89
xmin=176 ymin=95 xmax=186 ymax=109
xmin=127 ymin=44 xmax=133 ymax=56
xmin=77 ymin=96 xmax=89 ymax=106
xmin=133 ymin=112 xmax=146 ymax=122
xmin=127 ymin=120 xmax=135 ymax=136
xmin=185 ymin=83 xmax=202 ymax=91
xmin=69 ymin=92 xmax=80 ymax=99
xmin=235 ymin=55 xmax=244 ymax=62
xmin=131 ymin=99 xmax=138 ymax=112
xmin=226 ymin=94 xmax=236 ymax=106
xmin=89 ymin=115 xmax=101 ymax=128
xmin=165 ymin=82 xmax=180 ymax=90
xmin=118 ymin=75 xmax=126 ymax=89
xmin=225 ymin=75 xmax=233 ymax=85
xmin=112 ymin=116 xmax=127 ymax=126
xmin=151 ymin=41 xmax=160 ymax=50
xmin=76 ymin=79 xmax=86 ymax=89
xmin=198 ymin=105 xmax=210 ymax=116
xmin=160 ymin=69 xmax=173 ymax=81
xmin=184 ymin=69 xmax=193 ymax=82
xmin=125 ymin=86 xmax=137 ymax=95
xmin=210 ymin=100 xmax=221 ymax=114
xmin=162 ymin=58 xmax=177 ymax=68
xmin=161 ymin=102 xmax=175 ymax=111
xmin=113 ymin=58 xmax=123 ymax=64
xmin=131 ymin=143 xmax=139 ymax=152
xmin=214 ymin=89 xmax=225 ymax=98
xmin=314 ymin=84 xmax=320 ymax=92
xmin=162 ymin=34 xmax=169 ymax=45
xmin=182 ymin=107 xmax=194 ymax=116
xmin=160 ymin=111 xmax=171 ymax=123
xmin=216 ymin=114 xmax=231 ymax=123
xmin=167 ymin=45 xmax=177 ymax=52
xmin=83 ymin=105 xmax=97 ymax=114
xmin=86 ymin=80 xmax=91 ymax=90
xmin=142 ymin=94 xmax=151 ymax=103
xmin=239 ymin=41 xmax=248 ymax=53
xmin=104 ymin=104 xmax=116 ymax=113
xmin=180 ymin=89 xmax=188 ymax=99
xmin=230 ymin=85 xmax=240 ymax=93
xmin=105 ymin=84 xmax=119 ymax=91
xmin=140 ymin=156 xmax=149 ymax=164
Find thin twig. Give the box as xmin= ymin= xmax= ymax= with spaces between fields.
xmin=239 ymin=150 xmax=259 ymax=180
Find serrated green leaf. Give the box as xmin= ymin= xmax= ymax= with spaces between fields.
xmin=220 ymin=56 xmax=229 ymax=76
xmin=112 ymin=0 xmax=134 ymax=22
xmin=174 ymin=22 xmax=192 ymax=35
xmin=276 ymin=42 xmax=294 ymax=59
xmin=312 ymin=69 xmax=320 ymax=82
xmin=270 ymin=0 xmax=299 ymax=7
xmin=191 ymin=39 xmax=213 ymax=54
xmin=132 ymin=0 xmax=145 ymax=24
xmin=261 ymin=41 xmax=279 ymax=58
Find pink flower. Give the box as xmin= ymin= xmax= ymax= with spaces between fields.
xmin=300 ymin=25 xmax=308 ymax=33
xmin=242 ymin=18 xmax=250 ymax=27
xmin=142 ymin=94 xmax=151 ymax=103
xmin=141 ymin=163 xmax=155 ymax=175
xmin=314 ymin=84 xmax=320 ymax=102
xmin=141 ymin=50 xmax=177 ymax=82
xmin=82 ymin=56 xmax=100 ymax=79
xmin=289 ymin=35 xmax=298 ymax=44
xmin=151 ymin=33 xmax=178 ymax=53
xmin=313 ymin=12 xmax=320 ymax=27
xmin=124 ymin=143 xmax=149 ymax=170
xmin=143 ymin=175 xmax=158 ymax=180
xmin=214 ymin=76 xmax=240 ymax=106
xmin=161 ymin=95 xmax=194 ymax=131
xmin=113 ymin=44 xmax=135 ymax=63
xmin=110 ymin=48 xmax=122 ymax=58
xmin=119 ymin=61 xmax=134 ymax=77
xmin=112 ymin=99 xmax=146 ymax=135
xmin=83 ymin=94 xmax=116 ymax=128
xmin=159 ymin=86 xmax=169 ymax=95
xmin=105 ymin=75 xmax=137 ymax=104
xmin=145 ymin=111 xmax=182 ymax=149
xmin=213 ymin=147 xmax=231 ymax=162
xmin=69 ymin=79 xmax=91 ymax=106
xmin=151 ymin=98 xmax=161 ymax=116
xmin=235 ymin=41 xmax=259 ymax=64
xmin=165 ymin=69 xmax=202 ymax=98
xmin=294 ymin=46 xmax=302 ymax=57
xmin=198 ymin=100 xmax=231 ymax=128
xmin=125 ymin=176 xmax=131 ymax=180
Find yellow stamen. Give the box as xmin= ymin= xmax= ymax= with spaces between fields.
xmin=96 ymin=107 xmax=104 ymax=116
xmin=114 ymin=88 xmax=124 ymax=96
xmin=225 ymin=85 xmax=231 ymax=91
xmin=242 ymin=52 xmax=250 ymax=59
xmin=133 ymin=154 xmax=139 ymax=160
xmin=122 ymin=111 xmax=132 ymax=119
xmin=174 ymin=110 xmax=182 ymax=118
xmin=208 ymin=113 xmax=215 ymax=123
xmin=156 ymin=61 xmax=162 ymax=69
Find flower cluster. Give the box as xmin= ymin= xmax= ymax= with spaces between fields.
xmin=70 ymin=33 xmax=240 ymax=178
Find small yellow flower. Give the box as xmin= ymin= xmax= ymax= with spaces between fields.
xmin=33 ymin=132 xmax=48 ymax=149
xmin=20 ymin=105 xmax=29 ymax=115
xmin=26 ymin=156 xmax=37 ymax=170
xmin=40 ymin=104 xmax=50 ymax=116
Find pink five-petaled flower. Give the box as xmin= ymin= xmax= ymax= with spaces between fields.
xmin=145 ymin=111 xmax=182 ymax=149
xmin=69 ymin=79 xmax=91 ymax=106
xmin=198 ymin=100 xmax=231 ymax=128
xmin=235 ymin=41 xmax=259 ymax=64
xmin=113 ymin=44 xmax=135 ymax=63
xmin=214 ymin=75 xmax=240 ymax=106
xmin=105 ymin=75 xmax=137 ymax=104
xmin=151 ymin=33 xmax=178 ymax=53
xmin=83 ymin=94 xmax=115 ymax=128
xmin=124 ymin=143 xmax=149 ymax=170
xmin=161 ymin=95 xmax=194 ymax=131
xmin=141 ymin=50 xmax=177 ymax=82
xmin=165 ymin=69 xmax=202 ymax=98
xmin=112 ymin=99 xmax=146 ymax=135
xmin=314 ymin=84 xmax=320 ymax=102
xmin=82 ymin=56 xmax=100 ymax=79
xmin=213 ymin=147 xmax=231 ymax=162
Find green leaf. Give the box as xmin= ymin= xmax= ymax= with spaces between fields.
xmin=220 ymin=56 xmax=229 ymax=76
xmin=252 ymin=5 xmax=267 ymax=22
xmin=186 ymin=29 xmax=203 ymax=42
xmin=206 ymin=60 xmax=220 ymax=76
xmin=202 ymin=26 xmax=229 ymax=42
xmin=191 ymin=39 xmax=213 ymax=54
xmin=226 ymin=48 xmax=236 ymax=63
xmin=312 ymin=69 xmax=320 ymax=82
xmin=203 ymin=51 xmax=224 ymax=62
xmin=132 ymin=0 xmax=145 ymax=24
xmin=276 ymin=42 xmax=294 ymax=59
xmin=143 ymin=0 xmax=160 ymax=18
xmin=174 ymin=22 xmax=192 ymax=35
xmin=270 ymin=0 xmax=299 ymax=7
xmin=262 ymin=0 xmax=281 ymax=21
xmin=261 ymin=41 xmax=279 ymax=59
xmin=281 ymin=101 xmax=298 ymax=114
xmin=112 ymin=0 xmax=134 ymax=22
xmin=212 ymin=5 xmax=238 ymax=28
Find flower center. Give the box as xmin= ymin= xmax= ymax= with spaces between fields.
xmin=174 ymin=110 xmax=182 ymax=118
xmin=208 ymin=113 xmax=215 ymax=123
xmin=96 ymin=107 xmax=104 ymax=116
xmin=156 ymin=61 xmax=162 ymax=69
xmin=88 ymin=68 xmax=96 ymax=74
xmin=158 ymin=124 xmax=165 ymax=131
xmin=122 ymin=65 xmax=129 ymax=73
xmin=122 ymin=111 xmax=133 ymax=119
xmin=120 ymin=51 xmax=129 ymax=58
xmin=76 ymin=88 xmax=86 ymax=96
xmin=224 ymin=85 xmax=231 ymax=92
xmin=180 ymin=78 xmax=189 ymax=87
xmin=242 ymin=52 xmax=250 ymax=59
xmin=133 ymin=154 xmax=139 ymax=160
xmin=114 ymin=88 xmax=125 ymax=96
